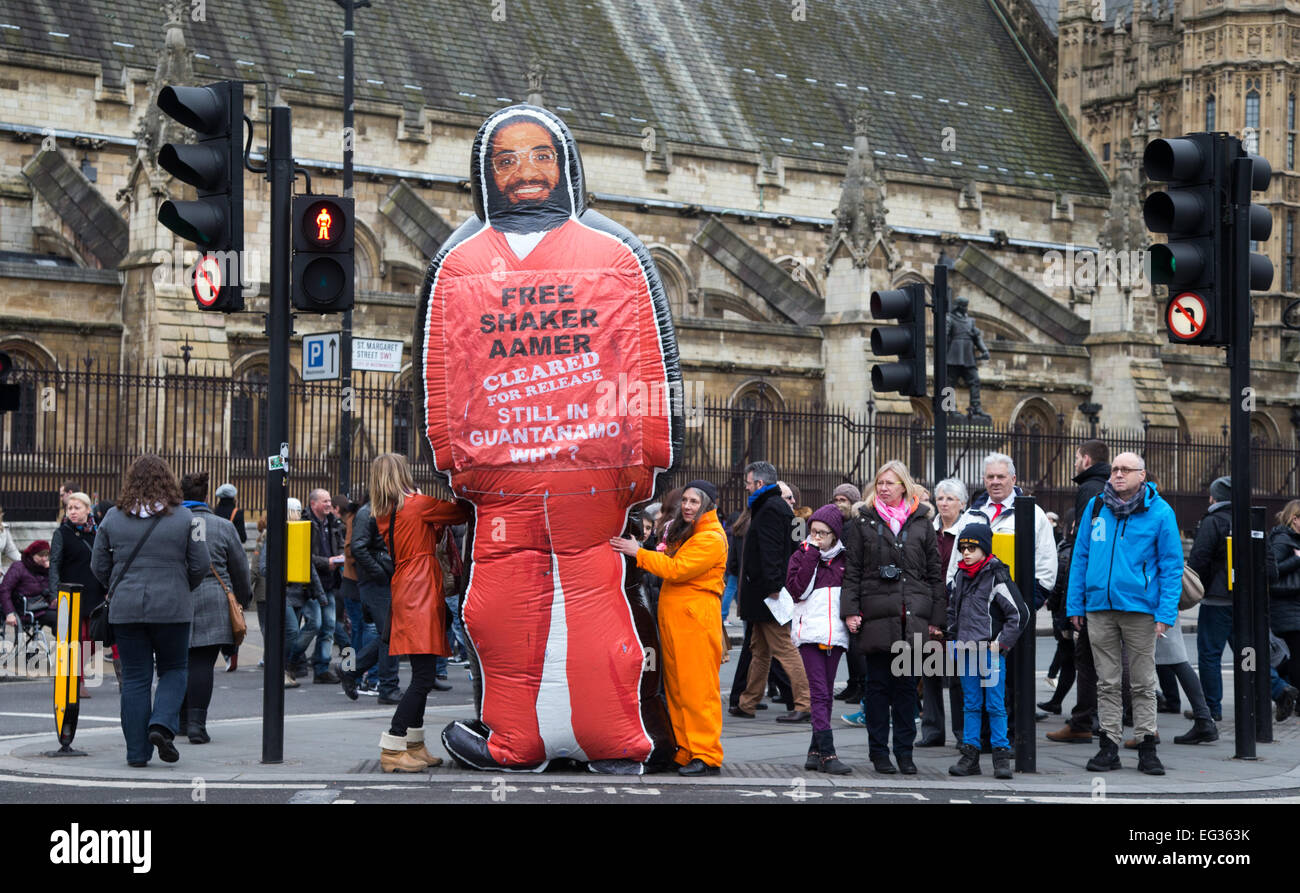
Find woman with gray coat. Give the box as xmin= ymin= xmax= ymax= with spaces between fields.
xmin=92 ymin=455 xmax=209 ymax=767
xmin=178 ymin=471 xmax=251 ymax=744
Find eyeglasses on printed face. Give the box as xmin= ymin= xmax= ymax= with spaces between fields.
xmin=491 ymin=148 xmax=558 ymax=173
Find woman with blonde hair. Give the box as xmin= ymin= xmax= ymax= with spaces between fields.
xmin=840 ymin=459 xmax=945 ymax=775
xmin=1269 ymin=499 xmax=1300 ymax=696
xmin=369 ymin=453 xmax=468 ymax=772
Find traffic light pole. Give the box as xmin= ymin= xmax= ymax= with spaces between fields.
xmin=1013 ymin=493 xmax=1037 ymax=773
xmin=932 ymin=263 xmax=948 ymax=486
xmin=1228 ymin=154 xmax=1257 ymax=760
xmin=1251 ymin=505 xmax=1272 ymax=743
xmin=336 ymin=0 xmax=364 ymax=501
xmin=262 ymin=105 xmax=293 ymax=764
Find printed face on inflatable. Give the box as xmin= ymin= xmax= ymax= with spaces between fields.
xmin=488 ymin=122 xmax=561 ymax=207
xmin=415 ymin=105 xmax=684 ymax=773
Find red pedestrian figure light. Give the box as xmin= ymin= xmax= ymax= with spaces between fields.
xmin=315 ymin=207 xmax=332 ymax=242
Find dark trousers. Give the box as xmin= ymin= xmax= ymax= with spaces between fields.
xmin=1044 ymin=635 xmax=1076 ymax=708
xmin=864 ymin=651 xmax=917 ymax=760
xmin=845 ymin=634 xmax=867 ymax=688
xmin=354 ymin=580 xmax=400 ymax=697
xmin=1164 ymin=660 xmax=1212 ymax=721
xmin=1068 ymin=622 xmax=1098 ymax=733
xmin=182 ymin=643 xmax=222 ymax=714
xmin=115 ymin=622 xmax=190 ymax=764
xmin=389 ymin=653 xmax=439 ymax=736
xmin=1157 ymin=664 xmax=1181 ymax=711
xmin=1280 ymin=631 xmax=1300 ymax=691
xmin=728 ymin=621 xmax=793 ymax=709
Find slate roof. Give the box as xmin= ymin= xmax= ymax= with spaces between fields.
xmin=1030 ymin=0 xmax=1164 ymax=36
xmin=0 ymin=0 xmax=1108 ymax=196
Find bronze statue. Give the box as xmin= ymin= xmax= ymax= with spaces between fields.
xmin=947 ymin=296 xmax=991 ymax=422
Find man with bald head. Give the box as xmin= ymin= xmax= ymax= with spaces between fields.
xmin=1066 ymin=451 xmax=1182 ymax=776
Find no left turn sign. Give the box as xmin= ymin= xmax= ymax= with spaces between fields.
xmin=194 ymin=255 xmax=223 ymax=308
xmin=1167 ymin=292 xmax=1207 ymax=341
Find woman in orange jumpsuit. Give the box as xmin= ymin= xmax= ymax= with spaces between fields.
xmin=612 ymin=480 xmax=727 ymax=775
xmin=369 ymin=453 xmax=469 ymax=773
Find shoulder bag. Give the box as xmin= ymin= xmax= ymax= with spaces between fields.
xmin=210 ymin=563 xmax=247 ymax=647
xmin=86 ymin=513 xmax=164 ymax=646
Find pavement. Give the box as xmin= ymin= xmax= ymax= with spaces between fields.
xmin=1 ymin=613 xmax=1298 ymax=803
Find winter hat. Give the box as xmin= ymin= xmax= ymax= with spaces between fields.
xmin=23 ymin=539 xmax=50 ymax=557
xmin=1210 ymin=476 xmax=1231 ymax=504
xmin=215 ymin=483 xmax=237 ymax=500
xmin=286 ymin=497 xmax=303 ymax=514
xmin=833 ymin=483 xmax=862 ymax=503
xmin=956 ymin=523 xmax=993 ymax=557
xmin=809 ymin=504 xmax=844 ymax=541
xmin=684 ymin=479 xmax=719 ymax=505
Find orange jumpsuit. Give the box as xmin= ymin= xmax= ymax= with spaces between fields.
xmin=636 ymin=509 xmax=728 ymax=767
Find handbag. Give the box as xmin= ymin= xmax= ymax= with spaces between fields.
xmin=1179 ymin=565 xmax=1204 ymax=612
xmin=210 ymin=563 xmax=247 ymax=648
xmin=87 ymin=513 xmax=164 ymax=646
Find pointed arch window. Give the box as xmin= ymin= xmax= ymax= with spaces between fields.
xmin=1205 ymin=95 xmax=1215 ymax=132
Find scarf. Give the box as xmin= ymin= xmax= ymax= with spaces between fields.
xmin=959 ymin=554 xmax=992 ymax=579
xmin=747 ymin=482 xmax=778 ymax=508
xmin=874 ymin=496 xmax=911 ymax=535
xmin=819 ymin=539 xmax=846 ymax=562
xmin=1101 ymin=482 xmax=1145 ymax=519
xmin=182 ymin=500 xmax=207 ymax=510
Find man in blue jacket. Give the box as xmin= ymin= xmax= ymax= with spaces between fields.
xmin=1067 ymin=452 xmax=1182 ymax=776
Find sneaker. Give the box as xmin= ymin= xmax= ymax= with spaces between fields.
xmin=840 ymin=710 xmax=866 ymax=727
xmin=358 ymin=679 xmax=379 ymax=697
xmin=378 ymin=688 xmax=405 ymax=705
xmin=284 ymin=671 xmax=299 ymax=689
xmin=1045 ymin=676 xmax=1057 ymax=690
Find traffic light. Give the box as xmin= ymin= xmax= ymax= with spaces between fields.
xmin=0 ymin=352 xmax=19 ymax=414
xmin=1143 ymin=133 xmax=1226 ymax=345
xmin=291 ymin=195 xmax=354 ymax=313
xmin=156 ymin=80 xmax=245 ymax=312
xmin=869 ymin=283 xmax=927 ymax=396
xmin=1233 ymin=145 xmax=1273 ymax=295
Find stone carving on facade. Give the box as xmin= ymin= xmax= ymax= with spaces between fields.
xmin=1147 ymin=100 xmax=1161 ymax=132
xmin=821 ymin=103 xmax=897 ymax=274
xmin=526 ymin=56 xmax=545 ymax=107
xmin=130 ymin=1 xmax=194 ymax=198
xmin=1098 ymin=139 xmax=1149 ymax=255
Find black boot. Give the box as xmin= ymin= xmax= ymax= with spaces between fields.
xmin=1136 ymin=735 xmax=1165 ymax=775
xmin=186 ymin=708 xmax=210 ymax=745
xmin=949 ymin=743 xmax=981 ymax=776
xmin=991 ymin=746 xmax=1013 ymax=779
xmin=1173 ymin=718 xmax=1219 ymax=745
xmin=805 ymin=730 xmax=820 ymax=771
xmin=1086 ymin=733 xmax=1121 ymax=771
xmin=816 ymin=730 xmax=850 ymax=775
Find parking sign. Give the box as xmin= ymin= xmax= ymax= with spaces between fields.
xmin=302 ymin=332 xmax=340 ymax=381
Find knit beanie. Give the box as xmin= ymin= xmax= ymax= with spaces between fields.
xmin=833 ymin=483 xmax=862 ymax=504
xmin=809 ymin=504 xmax=844 ymax=541
xmin=1209 ymin=476 xmax=1231 ymax=504
xmin=684 ymin=479 xmax=719 ymax=505
xmin=956 ymin=523 xmax=993 ymax=557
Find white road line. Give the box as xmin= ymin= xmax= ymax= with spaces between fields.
xmin=0 ymin=773 xmax=326 ymax=790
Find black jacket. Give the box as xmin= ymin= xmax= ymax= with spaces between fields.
xmin=48 ymin=519 xmax=106 ymax=614
xmin=738 ymin=486 xmax=796 ymax=623
xmin=1072 ymin=462 xmax=1110 ymax=535
xmin=310 ymin=510 xmax=345 ymax=591
xmin=1187 ymin=502 xmax=1232 ymax=603
xmin=841 ymin=501 xmax=946 ymax=655
xmin=350 ymin=503 xmax=393 ymax=584
xmin=1269 ymin=524 xmax=1300 ymax=598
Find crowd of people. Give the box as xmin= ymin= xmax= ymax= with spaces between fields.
xmin=3 ymin=436 xmax=1299 ymax=776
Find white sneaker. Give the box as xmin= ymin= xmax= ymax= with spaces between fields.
xmin=1046 ymin=677 xmax=1058 ymax=690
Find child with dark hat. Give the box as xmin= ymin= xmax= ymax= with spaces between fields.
xmin=786 ymin=504 xmax=852 ymax=774
xmin=945 ymin=522 xmax=1029 ymax=779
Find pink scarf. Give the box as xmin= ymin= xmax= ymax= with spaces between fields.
xmin=874 ymin=496 xmax=911 ymax=535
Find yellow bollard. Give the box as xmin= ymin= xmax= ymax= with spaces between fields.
xmin=51 ymin=584 xmax=86 ymax=756
xmin=287 ymin=519 xmax=311 ymax=583
xmin=992 ymin=531 xmax=1016 ymax=581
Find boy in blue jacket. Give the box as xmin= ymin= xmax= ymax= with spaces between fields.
xmin=946 ymin=523 xmax=1029 ymax=779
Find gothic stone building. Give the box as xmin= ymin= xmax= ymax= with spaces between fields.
xmin=0 ymin=0 xmax=1296 ymax=494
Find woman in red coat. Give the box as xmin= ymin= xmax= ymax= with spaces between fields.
xmin=369 ymin=453 xmax=469 ymax=772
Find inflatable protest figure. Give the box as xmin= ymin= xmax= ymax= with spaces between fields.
xmin=415 ymin=105 xmax=683 ymax=773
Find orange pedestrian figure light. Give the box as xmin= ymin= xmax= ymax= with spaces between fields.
xmin=315 ymin=207 xmax=332 ymax=241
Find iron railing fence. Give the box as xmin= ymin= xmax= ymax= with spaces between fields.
xmin=2 ymin=360 xmax=1296 ymax=538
